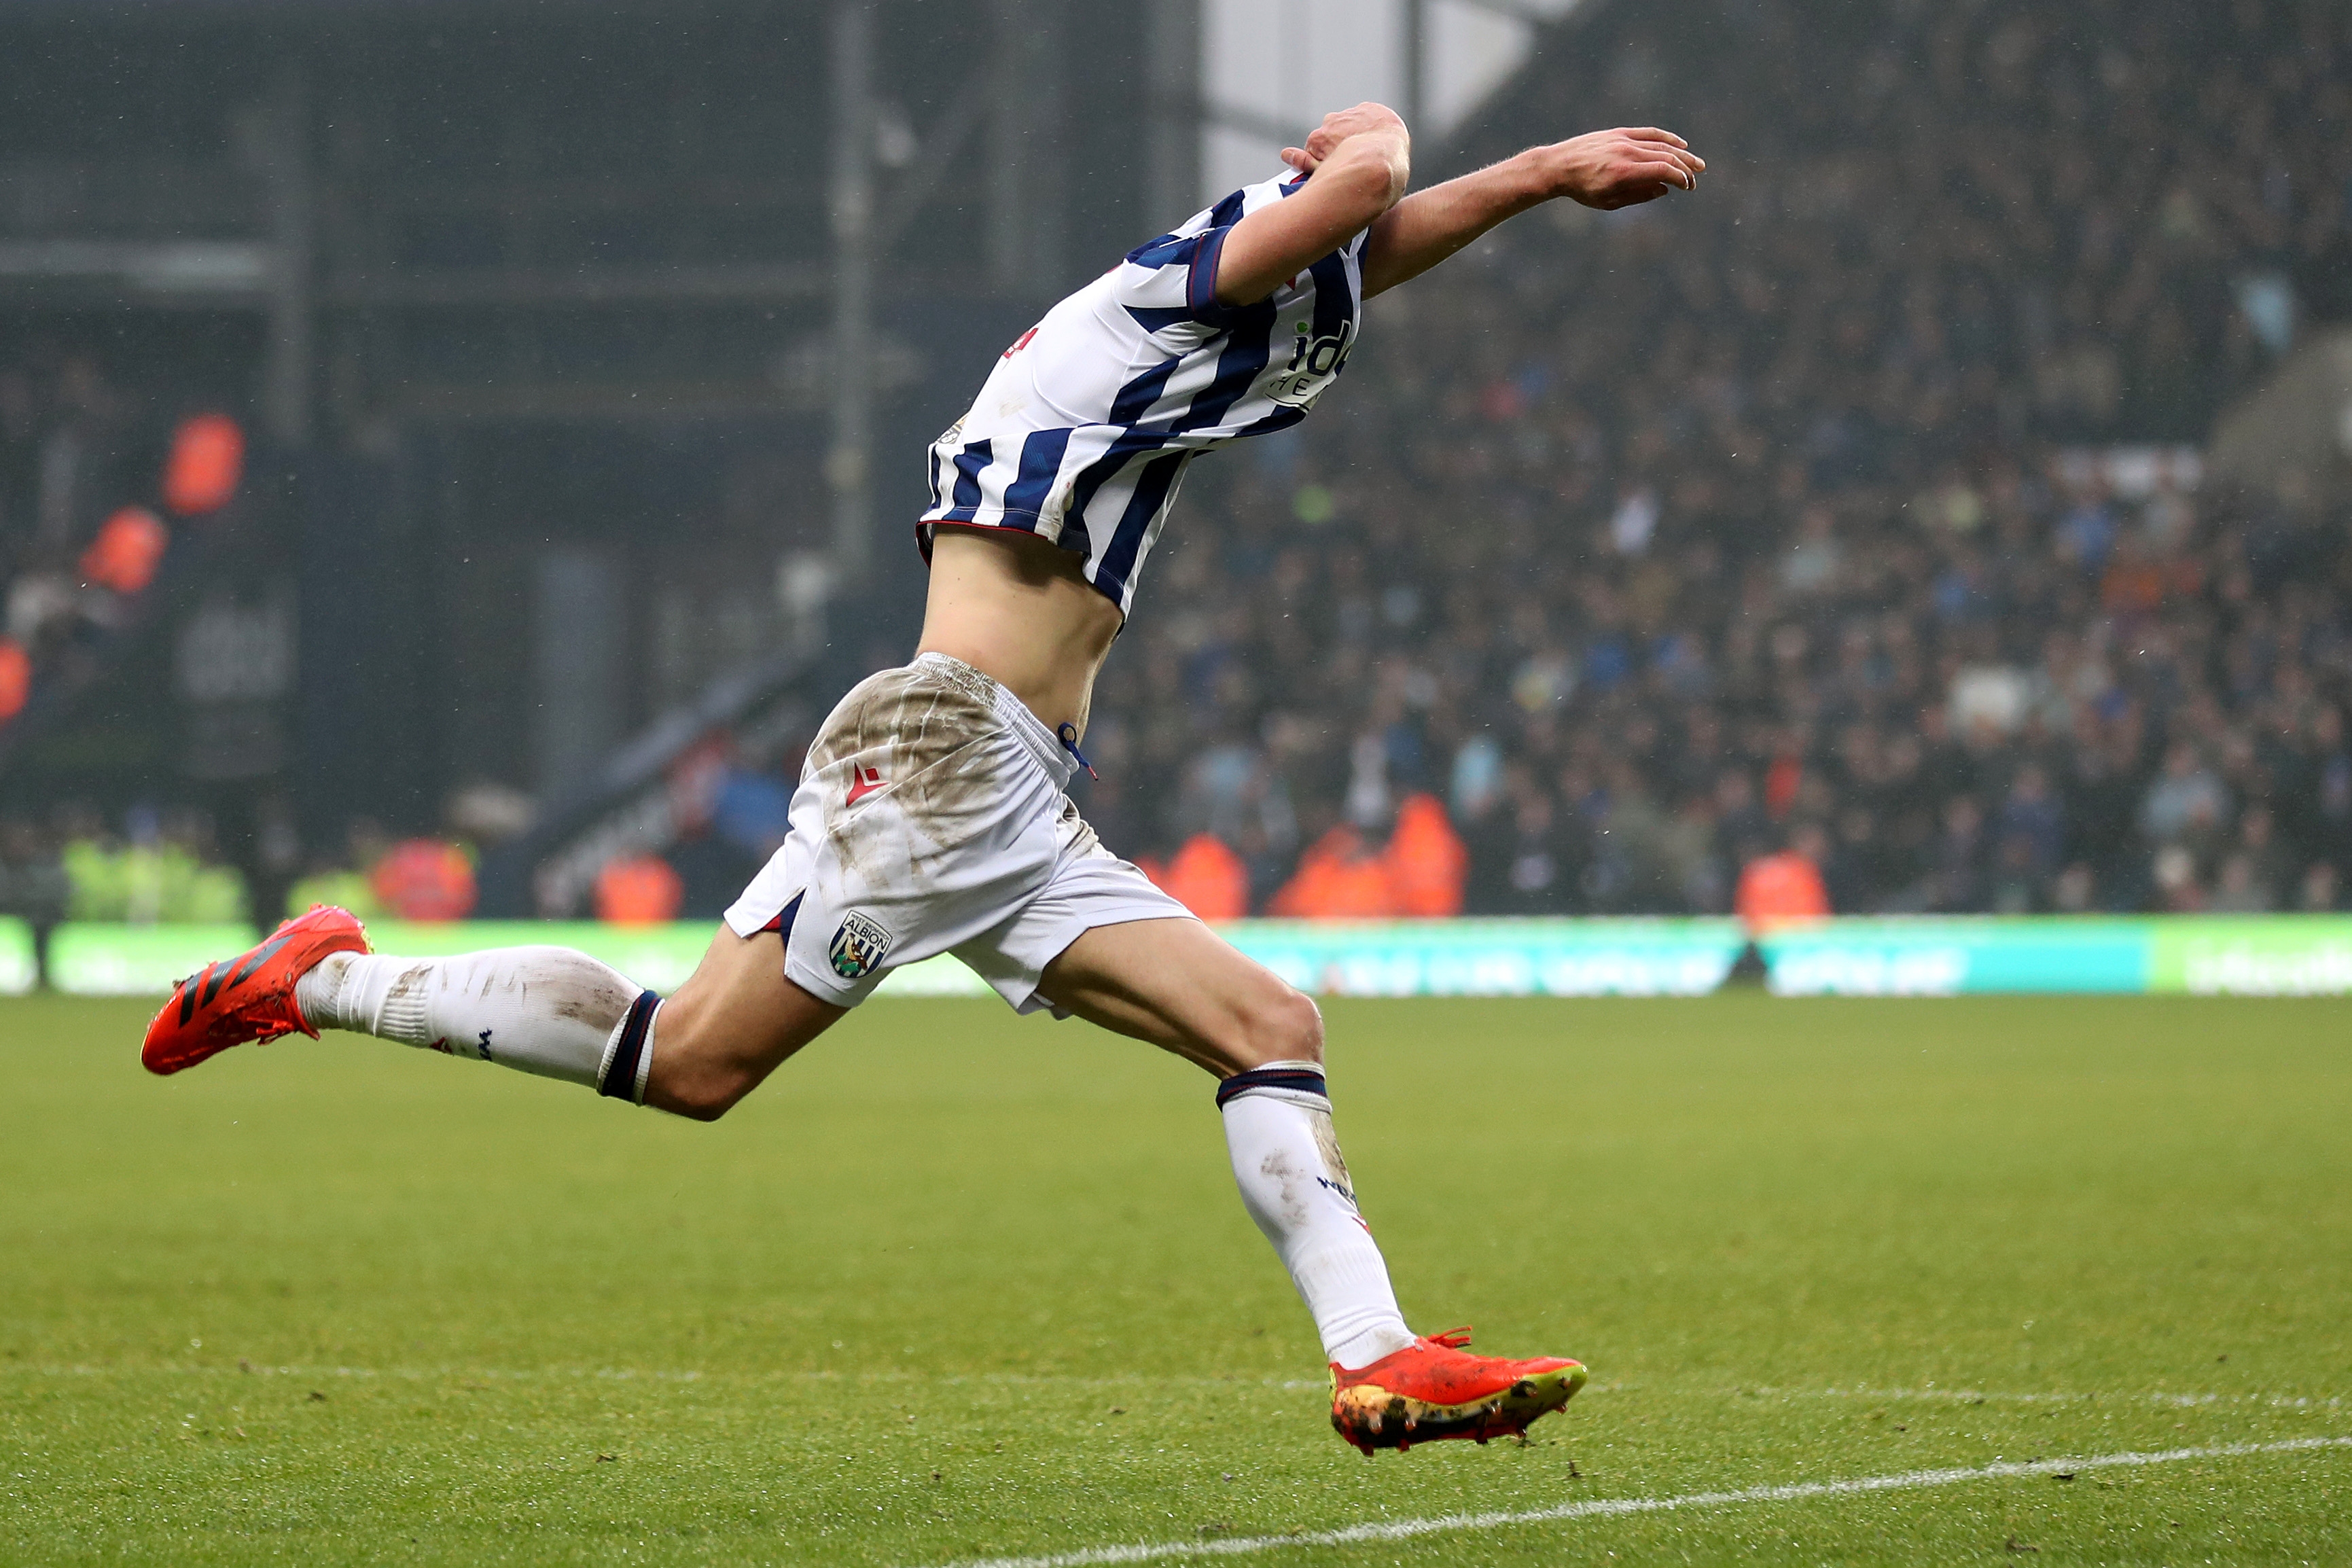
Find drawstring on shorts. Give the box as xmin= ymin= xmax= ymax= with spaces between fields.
xmin=1056 ymin=722 xmax=1100 ymax=781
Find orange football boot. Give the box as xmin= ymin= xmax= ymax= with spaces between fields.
xmin=1330 ymin=1328 xmax=1587 ymax=1455
xmin=141 ymin=905 xmax=370 ymax=1076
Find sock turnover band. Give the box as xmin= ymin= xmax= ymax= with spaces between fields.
xmin=1215 ymin=1064 xmax=1329 ymax=1107
xmin=597 ymin=989 xmax=662 ymax=1102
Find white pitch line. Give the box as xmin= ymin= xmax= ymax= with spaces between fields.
xmin=1789 ymin=1386 xmax=2344 ymax=1411
xmin=929 ymin=1436 xmax=2352 ymax=1568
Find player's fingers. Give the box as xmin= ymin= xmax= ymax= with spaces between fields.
xmin=1622 ymin=158 xmax=1695 ymax=192
xmin=1618 ymin=126 xmax=1690 ymax=148
xmin=1622 ymin=133 xmax=1705 ymax=175
xmin=1281 ymin=146 xmax=1317 ymax=173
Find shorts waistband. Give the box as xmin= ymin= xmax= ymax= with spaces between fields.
xmin=910 ymin=652 xmax=1075 ymax=788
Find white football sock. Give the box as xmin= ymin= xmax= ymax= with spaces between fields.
xmin=1220 ymin=1060 xmax=1416 ymax=1370
xmin=294 ymin=948 xmax=656 ymax=1099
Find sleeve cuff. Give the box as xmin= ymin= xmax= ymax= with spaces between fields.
xmin=1186 ymin=224 xmax=1241 ymax=327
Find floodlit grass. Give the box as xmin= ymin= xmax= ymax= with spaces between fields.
xmin=3 ymin=991 xmax=2348 ymax=1565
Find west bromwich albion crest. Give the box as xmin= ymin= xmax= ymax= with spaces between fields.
xmin=829 ymin=910 xmax=894 ymax=980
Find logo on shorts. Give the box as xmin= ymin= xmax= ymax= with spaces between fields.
xmin=829 ymin=910 xmax=894 ymax=980
xmin=847 ymin=764 xmax=887 ymax=808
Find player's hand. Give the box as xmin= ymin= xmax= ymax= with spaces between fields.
xmin=1280 ymin=101 xmax=1410 ymax=177
xmin=1535 ymin=127 xmax=1705 ymax=209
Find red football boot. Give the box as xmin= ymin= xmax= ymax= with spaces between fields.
xmin=141 ymin=905 xmax=371 ymax=1076
xmin=1330 ymin=1328 xmax=1587 ymax=1455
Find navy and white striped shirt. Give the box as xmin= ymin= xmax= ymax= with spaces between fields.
xmin=919 ymin=172 xmax=1367 ymax=617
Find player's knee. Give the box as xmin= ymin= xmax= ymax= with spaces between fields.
xmin=669 ymin=1088 xmax=738 ymax=1123
xmin=1244 ymin=984 xmax=1324 ymax=1067
xmin=650 ymin=1061 xmax=751 ymax=1122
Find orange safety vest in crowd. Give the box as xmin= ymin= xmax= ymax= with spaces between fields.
xmin=1734 ymin=850 xmax=1830 ymax=927
xmin=371 ymin=839 xmax=478 ymax=922
xmin=595 ymin=855 xmax=684 ymax=925
xmin=1156 ymin=833 xmax=1249 ymax=921
xmin=0 ymin=637 xmax=28 ymax=723
xmin=1385 ymin=793 xmax=1467 ymax=917
xmin=162 ymin=413 xmax=245 ymax=516
xmin=1269 ymin=825 xmax=1400 ymax=919
xmin=79 ymin=507 xmax=169 ymax=595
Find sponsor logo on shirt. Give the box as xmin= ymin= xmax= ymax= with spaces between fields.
xmin=847 ymin=764 xmax=887 ymax=808
xmin=1266 ymin=318 xmax=1356 ymax=409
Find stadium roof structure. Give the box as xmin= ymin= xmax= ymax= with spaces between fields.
xmin=0 ymin=1 xmax=1197 ymax=569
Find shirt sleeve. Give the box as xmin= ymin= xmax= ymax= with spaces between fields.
xmin=1116 ymin=224 xmax=1241 ymax=332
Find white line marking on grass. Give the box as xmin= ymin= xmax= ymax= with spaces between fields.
xmin=1788 ymin=1386 xmax=2343 ymax=1411
xmin=929 ymin=1436 xmax=2352 ymax=1568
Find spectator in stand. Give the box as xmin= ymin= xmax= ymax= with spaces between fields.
xmin=1735 ymin=823 xmax=1832 ymax=929
xmin=0 ymin=817 xmax=69 ymax=986
xmin=1153 ymin=834 xmax=1250 ymax=922
xmin=595 ymin=855 xmax=685 ymax=925
xmin=372 ymin=838 xmax=476 ymax=922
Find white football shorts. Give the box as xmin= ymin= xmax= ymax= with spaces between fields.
xmin=723 ymin=652 xmax=1193 ymax=1012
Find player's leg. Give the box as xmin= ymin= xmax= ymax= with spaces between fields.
xmin=301 ymin=923 xmax=843 ymax=1114
xmin=1034 ymin=913 xmax=1325 ymax=1073
xmin=638 ymin=923 xmax=847 ymax=1119
xmin=144 ymin=905 xmax=842 ymax=1115
xmin=1037 ymin=917 xmax=1414 ymax=1367
xmin=145 ymin=656 xmax=1039 ymax=1097
xmin=1035 ymin=914 xmax=1586 ymax=1452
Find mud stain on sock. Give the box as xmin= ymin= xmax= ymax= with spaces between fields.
xmin=376 ymin=963 xmax=439 ymax=1046
xmin=1260 ymin=1150 xmax=1312 ymax=1229
xmin=540 ymin=964 xmax=638 ymax=1033
xmin=1308 ymin=1109 xmax=1358 ymax=1207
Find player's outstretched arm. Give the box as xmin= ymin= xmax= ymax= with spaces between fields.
xmin=1213 ymin=102 xmax=1412 ymax=307
xmin=1359 ymin=126 xmax=1704 ymax=299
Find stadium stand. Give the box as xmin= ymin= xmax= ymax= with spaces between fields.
xmin=0 ymin=336 xmax=277 ymax=942
xmin=7 ymin=1 xmax=2351 ymax=927
xmin=1085 ymin=0 xmax=2352 ymax=916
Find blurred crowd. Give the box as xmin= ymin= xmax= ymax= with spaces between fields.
xmin=0 ymin=344 xmax=245 ymax=734
xmin=9 ymin=0 xmax=2352 ymax=929
xmin=1073 ymin=0 xmax=2352 ymax=917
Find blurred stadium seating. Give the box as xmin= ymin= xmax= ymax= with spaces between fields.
xmin=1080 ymin=0 xmax=2352 ymax=916
xmin=1 ymin=0 xmax=2349 ymax=933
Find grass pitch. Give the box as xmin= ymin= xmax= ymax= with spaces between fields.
xmin=3 ymin=991 xmax=2348 ymax=1565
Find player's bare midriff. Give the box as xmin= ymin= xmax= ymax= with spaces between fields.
xmin=914 ymin=525 xmax=1123 ymax=744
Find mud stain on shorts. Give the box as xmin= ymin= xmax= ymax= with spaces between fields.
xmin=808 ymin=662 xmax=1004 ymax=884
